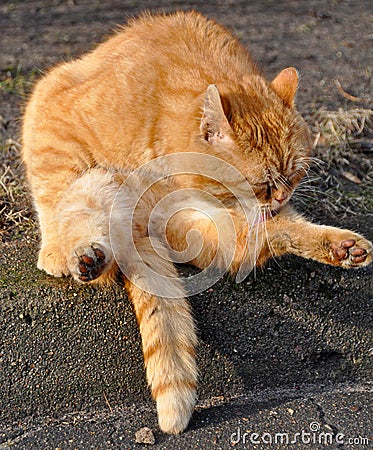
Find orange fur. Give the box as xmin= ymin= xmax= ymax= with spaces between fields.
xmin=22 ymin=11 xmax=372 ymax=434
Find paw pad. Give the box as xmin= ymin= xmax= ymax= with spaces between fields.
xmin=76 ymin=246 xmax=108 ymax=282
xmin=330 ymin=239 xmax=369 ymax=267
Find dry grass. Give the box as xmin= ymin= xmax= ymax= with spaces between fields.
xmin=311 ymin=107 xmax=372 ymax=152
xmin=0 ymin=67 xmax=37 ymax=241
xmin=0 ymin=133 xmax=35 ymax=241
xmin=298 ymin=107 xmax=373 ymax=218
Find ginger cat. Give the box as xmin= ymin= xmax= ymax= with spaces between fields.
xmin=22 ymin=11 xmax=372 ymax=434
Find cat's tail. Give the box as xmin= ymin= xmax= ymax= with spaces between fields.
xmin=119 ymin=237 xmax=198 ymax=434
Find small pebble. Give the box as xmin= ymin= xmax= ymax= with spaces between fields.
xmin=135 ymin=427 xmax=155 ymax=445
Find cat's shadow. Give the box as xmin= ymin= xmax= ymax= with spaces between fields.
xmin=187 ymin=254 xmax=371 ymax=408
xmin=185 ymin=396 xmax=286 ymax=438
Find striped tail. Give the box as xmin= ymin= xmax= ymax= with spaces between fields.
xmin=123 ymin=237 xmax=198 ymax=434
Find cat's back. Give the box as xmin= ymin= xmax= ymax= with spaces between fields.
xmin=94 ymin=12 xmax=254 ymax=68
xmin=23 ymin=11 xmax=257 ymax=169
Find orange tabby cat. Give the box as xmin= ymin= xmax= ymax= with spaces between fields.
xmin=22 ymin=11 xmax=372 ymax=434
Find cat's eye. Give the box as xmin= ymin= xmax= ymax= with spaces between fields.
xmin=266 ymin=183 xmax=272 ymax=197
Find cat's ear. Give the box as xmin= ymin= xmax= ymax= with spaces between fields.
xmin=270 ymin=67 xmax=298 ymax=107
xmin=201 ymin=84 xmax=232 ymax=144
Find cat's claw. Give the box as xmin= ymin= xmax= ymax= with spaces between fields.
xmin=69 ymin=242 xmax=113 ymax=282
xmin=330 ymin=237 xmax=372 ymax=268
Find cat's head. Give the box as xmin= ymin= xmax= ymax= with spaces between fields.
xmin=200 ymin=68 xmax=312 ymax=213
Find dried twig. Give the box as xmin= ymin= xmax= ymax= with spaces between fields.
xmin=102 ymin=392 xmax=113 ymax=414
xmin=334 ymin=79 xmax=368 ymax=103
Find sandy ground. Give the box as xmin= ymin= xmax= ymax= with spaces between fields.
xmin=0 ymin=1 xmax=372 ymax=448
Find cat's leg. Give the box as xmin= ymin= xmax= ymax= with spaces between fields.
xmin=36 ymin=206 xmax=71 ymax=277
xmin=164 ymin=204 xmax=372 ymax=271
xmin=24 ymin=145 xmax=93 ymax=277
xmin=31 ymin=173 xmax=78 ymax=278
xmin=33 ymin=167 xmax=117 ymax=282
xmin=36 ymin=193 xmax=115 ymax=282
xmin=164 ymin=205 xmax=240 ymax=271
xmin=55 ymin=169 xmax=117 ymax=283
xmin=117 ymin=236 xmax=198 ymax=435
xmin=257 ymin=205 xmax=372 ymax=268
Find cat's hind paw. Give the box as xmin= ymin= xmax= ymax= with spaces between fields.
xmin=329 ymin=235 xmax=372 ymax=268
xmin=68 ymin=242 xmax=113 ymax=283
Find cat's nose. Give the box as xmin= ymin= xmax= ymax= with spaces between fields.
xmin=274 ymin=191 xmax=288 ymax=204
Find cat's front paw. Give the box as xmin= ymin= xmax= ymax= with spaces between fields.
xmin=68 ymin=242 xmax=113 ymax=283
xmin=38 ymin=245 xmax=70 ymax=277
xmin=328 ymin=234 xmax=372 ymax=268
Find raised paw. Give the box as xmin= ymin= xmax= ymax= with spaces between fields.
xmin=329 ymin=236 xmax=372 ymax=268
xmin=68 ymin=242 xmax=113 ymax=283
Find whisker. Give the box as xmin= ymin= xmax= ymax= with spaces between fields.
xmin=263 ymin=214 xmax=282 ymax=270
xmin=298 ymin=161 xmax=311 ymax=171
xmin=295 ymin=185 xmax=324 ymax=194
xmin=302 ymin=156 xmax=326 ymax=169
xmin=292 ymin=191 xmax=341 ymax=211
xmin=293 ymin=190 xmax=317 ymax=198
xmin=295 ymin=186 xmax=337 ymax=200
xmin=297 ymin=177 xmax=320 ymax=185
xmin=277 ymin=174 xmax=292 ymax=189
xmin=291 ymin=196 xmax=313 ymax=209
xmin=295 ymin=178 xmax=325 ymax=188
xmin=292 ymin=193 xmax=318 ymax=204
xmin=250 ymin=206 xmax=262 ymax=278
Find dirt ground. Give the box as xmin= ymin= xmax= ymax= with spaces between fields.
xmin=0 ymin=1 xmax=372 ymax=449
